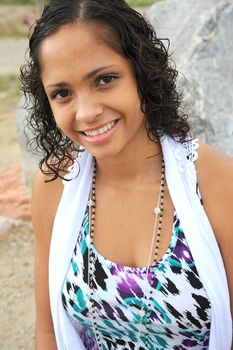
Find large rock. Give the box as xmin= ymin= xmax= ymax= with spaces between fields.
xmin=16 ymin=95 xmax=40 ymax=188
xmin=145 ymin=0 xmax=233 ymax=155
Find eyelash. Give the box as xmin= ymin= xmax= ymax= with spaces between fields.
xmin=50 ymin=89 xmax=71 ymax=100
xmin=96 ymin=74 xmax=118 ymax=86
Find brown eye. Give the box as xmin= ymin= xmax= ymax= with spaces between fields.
xmin=97 ymin=75 xmax=117 ymax=86
xmin=51 ymin=89 xmax=71 ymax=99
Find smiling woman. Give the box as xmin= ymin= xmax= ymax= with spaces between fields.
xmin=21 ymin=0 xmax=188 ymax=178
xmin=20 ymin=1 xmax=233 ymax=350
xmin=39 ymin=22 xmax=145 ymax=160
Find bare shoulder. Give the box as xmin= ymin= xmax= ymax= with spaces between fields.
xmin=196 ymin=141 xmax=233 ymax=314
xmin=32 ymin=170 xmax=64 ymax=345
xmin=196 ymin=141 xmax=233 ymax=181
xmin=195 ymin=141 xmax=233 ymax=230
xmin=195 ymin=141 xmax=233 ymax=211
xmin=32 ymin=169 xmax=64 ymax=243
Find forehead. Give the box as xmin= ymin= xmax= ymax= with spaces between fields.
xmin=39 ymin=23 xmax=125 ymax=77
xmin=40 ymin=22 xmax=106 ymax=54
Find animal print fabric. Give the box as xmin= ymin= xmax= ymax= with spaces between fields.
xmin=62 ymin=206 xmax=211 ymax=350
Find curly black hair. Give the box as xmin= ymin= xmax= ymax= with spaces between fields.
xmin=20 ymin=0 xmax=190 ymax=180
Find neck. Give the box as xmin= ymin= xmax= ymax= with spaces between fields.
xmin=95 ymin=139 xmax=163 ymax=188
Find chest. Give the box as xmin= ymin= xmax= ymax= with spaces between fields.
xmin=92 ymin=182 xmax=174 ymax=268
xmin=62 ymin=209 xmax=211 ymax=349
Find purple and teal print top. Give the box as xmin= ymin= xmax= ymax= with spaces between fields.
xmin=62 ymin=207 xmax=211 ymax=350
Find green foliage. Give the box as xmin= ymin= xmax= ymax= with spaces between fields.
xmin=126 ymin=0 xmax=157 ymax=6
xmin=0 ymin=0 xmax=156 ymax=5
xmin=0 ymin=0 xmax=34 ymax=4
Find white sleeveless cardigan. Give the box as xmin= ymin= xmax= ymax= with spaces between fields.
xmin=49 ymin=136 xmax=232 ymax=350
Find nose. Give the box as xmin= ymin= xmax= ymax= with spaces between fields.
xmin=75 ymin=93 xmax=103 ymax=124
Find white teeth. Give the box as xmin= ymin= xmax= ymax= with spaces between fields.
xmin=84 ymin=121 xmax=116 ymax=137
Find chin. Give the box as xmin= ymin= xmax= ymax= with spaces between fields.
xmin=89 ymin=146 xmax=121 ymax=161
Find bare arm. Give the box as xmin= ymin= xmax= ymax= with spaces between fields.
xmin=196 ymin=142 xmax=233 ymax=348
xmin=32 ymin=169 xmax=63 ymax=350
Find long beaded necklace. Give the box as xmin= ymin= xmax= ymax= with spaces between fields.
xmin=86 ymin=156 xmax=165 ymax=350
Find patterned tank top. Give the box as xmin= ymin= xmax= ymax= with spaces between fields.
xmin=62 ymin=205 xmax=211 ymax=350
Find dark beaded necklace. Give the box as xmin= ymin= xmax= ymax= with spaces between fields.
xmin=86 ymin=157 xmax=165 ymax=349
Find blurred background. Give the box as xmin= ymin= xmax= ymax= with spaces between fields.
xmin=0 ymin=1 xmax=158 ymax=349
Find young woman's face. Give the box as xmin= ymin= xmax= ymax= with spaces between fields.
xmin=40 ymin=22 xmax=147 ymax=160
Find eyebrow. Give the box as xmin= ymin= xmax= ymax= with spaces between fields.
xmin=84 ymin=65 xmax=115 ymax=80
xmin=46 ymin=65 xmax=115 ymax=88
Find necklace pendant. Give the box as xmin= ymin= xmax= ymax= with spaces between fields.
xmin=139 ymin=309 xmax=146 ymax=317
xmin=154 ymin=206 xmax=161 ymax=216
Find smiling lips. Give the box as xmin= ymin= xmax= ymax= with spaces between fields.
xmin=81 ymin=120 xmax=118 ymax=137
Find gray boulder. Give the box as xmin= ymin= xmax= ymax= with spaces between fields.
xmin=145 ymin=0 xmax=233 ymax=155
xmin=16 ymin=95 xmax=40 ymax=188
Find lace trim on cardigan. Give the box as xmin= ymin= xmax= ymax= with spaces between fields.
xmin=182 ymin=138 xmax=199 ymax=162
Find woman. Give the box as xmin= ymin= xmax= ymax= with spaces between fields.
xmin=20 ymin=0 xmax=233 ymax=349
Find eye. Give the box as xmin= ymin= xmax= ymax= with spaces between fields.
xmin=96 ymin=75 xmax=117 ymax=86
xmin=51 ymin=89 xmax=71 ymax=100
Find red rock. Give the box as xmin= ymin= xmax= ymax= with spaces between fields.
xmin=0 ymin=164 xmax=31 ymax=221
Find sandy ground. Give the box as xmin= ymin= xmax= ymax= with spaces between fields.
xmin=0 ymin=103 xmax=35 ymax=346
xmin=0 ymin=220 xmax=35 ymax=350
xmin=0 ymin=6 xmax=35 ymax=350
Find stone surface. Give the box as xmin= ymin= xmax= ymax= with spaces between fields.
xmin=145 ymin=0 xmax=233 ymax=155
xmin=16 ymin=95 xmax=40 ymax=188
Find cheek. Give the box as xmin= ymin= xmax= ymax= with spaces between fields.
xmin=130 ymin=96 xmax=144 ymax=120
xmin=127 ymin=86 xmax=142 ymax=114
xmin=52 ymin=114 xmax=70 ymax=137
xmin=50 ymin=108 xmax=62 ymax=127
xmin=50 ymin=105 xmax=70 ymax=129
